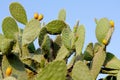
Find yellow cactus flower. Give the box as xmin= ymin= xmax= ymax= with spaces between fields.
xmin=102 ymin=39 xmax=107 ymax=45
xmin=34 ymin=13 xmax=39 ymax=19
xmin=5 ymin=67 xmax=12 ymax=77
xmin=109 ymin=20 xmax=114 ymax=27
xmin=38 ymin=14 xmax=44 ymax=21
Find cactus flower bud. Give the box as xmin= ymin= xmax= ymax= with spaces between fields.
xmin=38 ymin=14 xmax=44 ymax=21
xmin=102 ymin=39 xmax=107 ymax=45
xmin=109 ymin=20 xmax=114 ymax=27
xmin=34 ymin=13 xmax=39 ymax=19
xmin=5 ymin=67 xmax=12 ymax=77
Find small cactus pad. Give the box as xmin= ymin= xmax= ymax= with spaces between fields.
xmin=75 ymin=25 xmax=85 ymax=55
xmin=45 ymin=20 xmax=67 ymax=35
xmin=9 ymin=2 xmax=27 ymax=24
xmin=84 ymin=43 xmax=94 ymax=61
xmin=72 ymin=61 xmax=93 ymax=80
xmin=58 ymin=9 xmax=66 ymax=21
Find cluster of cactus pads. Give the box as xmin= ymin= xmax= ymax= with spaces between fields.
xmin=0 ymin=2 xmax=120 ymax=80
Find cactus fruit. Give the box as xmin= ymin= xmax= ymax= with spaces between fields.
xmin=5 ymin=67 xmax=12 ymax=77
xmin=34 ymin=13 xmax=39 ymax=19
xmin=38 ymin=14 xmax=44 ymax=21
xmin=110 ymin=20 xmax=114 ymax=27
xmin=102 ymin=39 xmax=108 ymax=45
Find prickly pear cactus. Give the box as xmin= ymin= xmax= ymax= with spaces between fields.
xmin=0 ymin=2 xmax=119 ymax=80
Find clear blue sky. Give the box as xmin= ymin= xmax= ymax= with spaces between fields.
xmin=0 ymin=0 xmax=120 ymax=79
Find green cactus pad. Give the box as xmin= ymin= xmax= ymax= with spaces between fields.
xmin=72 ymin=61 xmax=93 ymax=80
xmin=36 ymin=60 xmax=67 ymax=80
xmin=62 ymin=27 xmax=75 ymax=50
xmin=45 ymin=20 xmax=67 ymax=34
xmin=96 ymin=18 xmax=111 ymax=43
xmin=38 ymin=27 xmax=47 ymax=46
xmin=104 ymin=52 xmax=120 ymax=69
xmin=53 ymin=35 xmax=62 ymax=55
xmin=41 ymin=35 xmax=51 ymax=55
xmin=58 ymin=9 xmax=66 ymax=21
xmin=75 ymin=25 xmax=85 ymax=56
xmin=62 ymin=27 xmax=73 ymax=50
xmin=22 ymin=19 xmax=40 ymax=46
xmin=90 ymin=47 xmax=106 ymax=79
xmin=2 ymin=54 xmax=27 ymax=80
xmin=84 ymin=43 xmax=94 ymax=61
xmin=55 ymin=45 xmax=69 ymax=60
xmin=2 ymin=17 xmax=19 ymax=39
xmin=9 ymin=2 xmax=27 ymax=25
